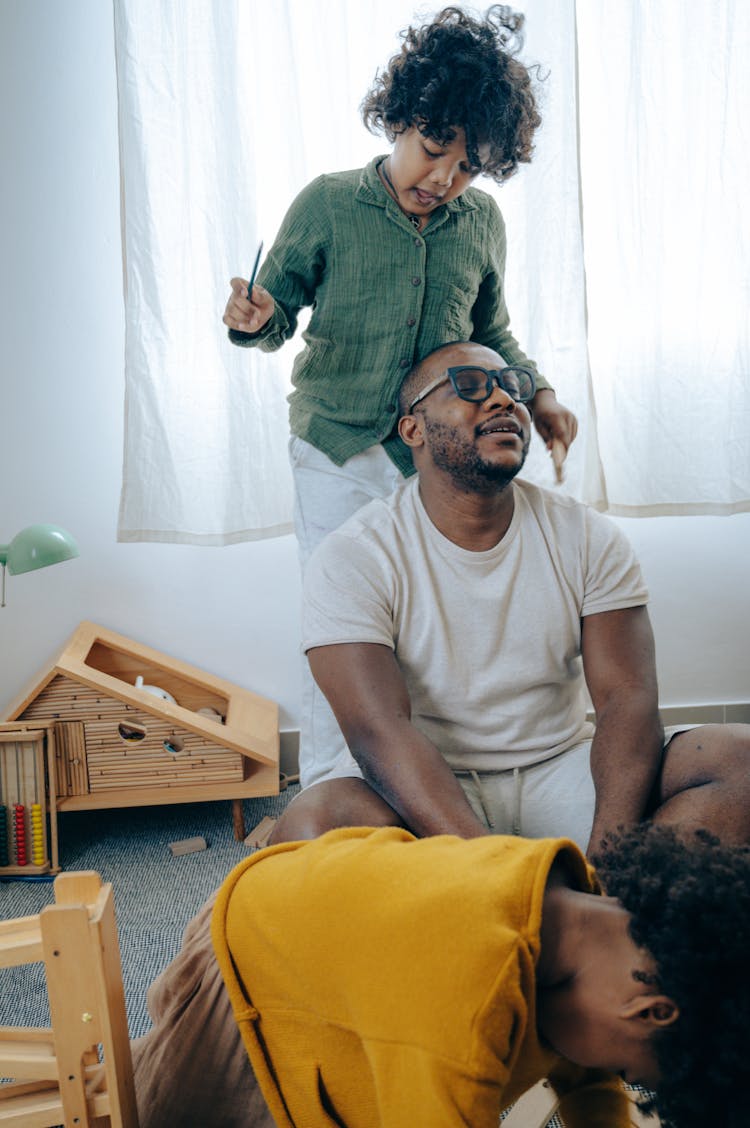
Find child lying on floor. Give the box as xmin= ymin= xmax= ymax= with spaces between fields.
xmin=133 ymin=824 xmax=749 ymax=1128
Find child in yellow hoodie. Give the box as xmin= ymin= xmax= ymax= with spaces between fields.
xmin=205 ymin=824 xmax=747 ymax=1128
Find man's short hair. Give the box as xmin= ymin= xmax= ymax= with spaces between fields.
xmin=398 ymin=341 xmax=466 ymax=416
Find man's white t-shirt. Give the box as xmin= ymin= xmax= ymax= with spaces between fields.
xmin=303 ymin=478 xmax=648 ymax=773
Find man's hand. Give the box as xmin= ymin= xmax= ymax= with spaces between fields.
xmin=308 ymin=642 xmax=489 ymax=839
xmin=223 ymin=276 xmax=275 ymax=335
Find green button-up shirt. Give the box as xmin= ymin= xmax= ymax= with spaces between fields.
xmin=229 ymin=156 xmax=548 ymax=476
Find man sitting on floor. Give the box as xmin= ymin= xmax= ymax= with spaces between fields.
xmin=269 ymin=340 xmax=750 ymax=854
xmin=134 ymin=823 xmax=750 ymax=1128
xmin=132 ymin=342 xmax=750 ymax=1127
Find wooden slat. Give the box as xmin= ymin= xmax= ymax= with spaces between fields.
xmin=56 ymin=765 xmax=279 ymax=810
xmin=84 ymin=765 xmax=237 ymax=778
xmin=0 ymin=1029 xmax=58 ymax=1081
xmin=39 ymin=903 xmax=98 ymax=1123
xmin=0 ymin=1086 xmax=65 ymax=1128
xmin=0 ymin=918 xmax=43 ymax=968
xmin=88 ymin=774 xmax=242 ymax=792
xmin=81 ymin=877 xmax=140 ymax=1125
xmin=44 ymin=727 xmax=60 ymax=873
xmin=86 ymin=743 xmax=241 ymax=761
xmin=54 ymin=722 xmax=88 ymax=797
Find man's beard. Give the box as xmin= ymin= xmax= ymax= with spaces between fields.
xmin=423 ymin=417 xmax=529 ymax=493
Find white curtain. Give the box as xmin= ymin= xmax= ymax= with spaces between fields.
xmin=577 ymin=0 xmax=750 ymax=515
xmin=114 ymin=0 xmax=749 ymax=543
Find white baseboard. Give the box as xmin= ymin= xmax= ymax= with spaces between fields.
xmin=659 ymin=702 xmax=750 ymax=725
xmin=585 ymin=703 xmax=750 ymax=726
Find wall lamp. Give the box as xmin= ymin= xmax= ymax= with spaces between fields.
xmin=0 ymin=524 xmax=79 ymax=608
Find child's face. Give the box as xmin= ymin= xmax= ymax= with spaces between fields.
xmin=386 ymin=126 xmax=485 ymax=219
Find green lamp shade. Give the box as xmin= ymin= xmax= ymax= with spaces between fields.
xmin=0 ymin=524 xmax=80 ymax=575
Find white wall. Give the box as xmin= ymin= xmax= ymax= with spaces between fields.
xmin=1 ymin=0 xmax=748 ymax=727
xmin=0 ymin=0 xmax=301 ymax=726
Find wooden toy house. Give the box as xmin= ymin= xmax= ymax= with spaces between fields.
xmin=1 ymin=622 xmax=279 ymax=870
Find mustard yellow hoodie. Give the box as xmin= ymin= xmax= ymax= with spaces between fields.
xmin=212 ymin=827 xmax=630 ymax=1127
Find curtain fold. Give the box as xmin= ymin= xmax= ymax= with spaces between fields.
xmin=576 ymin=0 xmax=750 ymax=515
xmin=114 ymin=0 xmax=748 ymax=543
xmin=115 ymin=0 xmax=294 ymax=543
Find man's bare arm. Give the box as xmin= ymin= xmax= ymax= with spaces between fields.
xmin=582 ymin=605 xmax=664 ymax=856
xmin=307 ymin=641 xmax=489 ymax=838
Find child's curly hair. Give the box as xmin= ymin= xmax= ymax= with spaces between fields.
xmin=360 ymin=6 xmax=541 ymax=183
xmin=595 ymin=825 xmax=750 ymax=1128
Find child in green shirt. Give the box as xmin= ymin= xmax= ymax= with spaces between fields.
xmin=223 ymin=6 xmax=578 ymax=780
xmin=225 ymin=6 xmax=575 ymax=487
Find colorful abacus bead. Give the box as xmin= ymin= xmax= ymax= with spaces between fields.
xmin=0 ymin=805 xmax=8 ymax=866
xmin=31 ymin=803 xmax=45 ymax=866
xmin=14 ymin=803 xmax=27 ymax=865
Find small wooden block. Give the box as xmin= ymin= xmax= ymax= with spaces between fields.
xmin=168 ymin=836 xmax=207 ymax=857
xmin=244 ymin=816 xmax=276 ymax=849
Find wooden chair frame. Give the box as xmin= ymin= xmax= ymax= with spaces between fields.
xmin=0 ymin=871 xmax=138 ymax=1127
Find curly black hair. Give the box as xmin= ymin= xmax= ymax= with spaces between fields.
xmin=595 ymin=825 xmax=750 ymax=1128
xmin=360 ymin=6 xmax=542 ymax=182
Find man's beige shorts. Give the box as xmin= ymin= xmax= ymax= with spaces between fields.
xmin=455 ymin=725 xmax=692 ymax=852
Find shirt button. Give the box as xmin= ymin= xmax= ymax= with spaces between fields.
xmin=406 ymin=317 xmax=416 ymax=327
xmin=386 ymin=402 xmax=397 ymax=413
xmin=411 ymin=276 xmax=421 ymax=286
xmin=399 ymin=358 xmax=410 ymax=369
xmin=413 ymin=237 xmax=421 ymax=247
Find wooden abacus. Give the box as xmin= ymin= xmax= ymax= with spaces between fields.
xmin=0 ymin=723 xmax=59 ymax=876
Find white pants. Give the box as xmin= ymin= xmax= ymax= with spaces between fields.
xmin=456 ymin=724 xmax=691 ymax=852
xmin=456 ymin=746 xmax=597 ymax=853
xmin=289 ymin=436 xmax=403 ymax=788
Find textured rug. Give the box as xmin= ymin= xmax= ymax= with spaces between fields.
xmin=0 ymin=788 xmax=298 ymax=1038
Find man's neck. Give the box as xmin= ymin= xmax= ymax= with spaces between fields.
xmin=417 ymin=475 xmax=517 ymax=551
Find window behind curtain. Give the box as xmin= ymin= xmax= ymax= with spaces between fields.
xmin=114 ymin=0 xmax=749 ymax=545
xmin=577 ymin=0 xmax=750 ymax=515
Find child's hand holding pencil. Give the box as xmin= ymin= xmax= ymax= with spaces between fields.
xmin=223 ymin=242 xmax=274 ymax=335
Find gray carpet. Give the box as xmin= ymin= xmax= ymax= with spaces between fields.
xmin=0 ymin=788 xmax=298 ymax=1038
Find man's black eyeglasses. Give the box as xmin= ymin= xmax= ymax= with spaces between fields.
xmin=408 ymin=365 xmax=536 ymax=412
